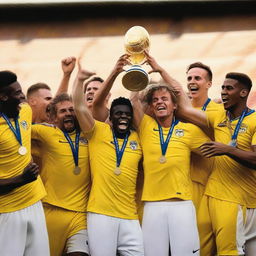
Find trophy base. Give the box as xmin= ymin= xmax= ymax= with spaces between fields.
xmin=122 ymin=65 xmax=149 ymax=91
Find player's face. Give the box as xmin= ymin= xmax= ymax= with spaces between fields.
xmin=150 ymin=89 xmax=176 ymax=119
xmin=85 ymin=81 xmax=101 ymax=107
xmin=221 ymin=78 xmax=244 ymax=111
xmin=35 ymin=89 xmax=52 ymax=122
xmin=54 ymin=101 xmax=77 ymax=132
xmin=187 ymin=68 xmax=211 ymax=100
xmin=111 ymin=105 xmax=133 ymax=135
xmin=1 ymin=82 xmax=26 ymax=118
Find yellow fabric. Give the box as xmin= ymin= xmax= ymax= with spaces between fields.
xmin=205 ymin=109 xmax=256 ymax=208
xmin=86 ymin=120 xmax=142 ymax=220
xmin=139 ymin=114 xmax=209 ymax=201
xmin=32 ymin=124 xmax=90 ymax=212
xmin=0 ymin=103 xmax=46 ymax=213
xmin=190 ymin=101 xmax=223 ymax=209
xmin=44 ymin=203 xmax=86 ymax=256
xmin=198 ymin=195 xmax=245 ymax=256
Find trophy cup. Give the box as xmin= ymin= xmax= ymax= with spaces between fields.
xmin=122 ymin=26 xmax=150 ymax=91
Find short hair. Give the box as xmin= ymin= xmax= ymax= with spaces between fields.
xmin=27 ymin=83 xmax=51 ymax=98
xmin=225 ymin=72 xmax=252 ymax=91
xmin=0 ymin=71 xmax=17 ymax=92
xmin=187 ymin=62 xmax=213 ymax=81
xmin=84 ymin=76 xmax=104 ymax=93
xmin=110 ymin=97 xmax=133 ymax=118
xmin=145 ymin=84 xmax=177 ymax=105
xmin=48 ymin=93 xmax=72 ymax=118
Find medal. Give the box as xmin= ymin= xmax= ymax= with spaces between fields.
xmin=73 ymin=166 xmax=81 ymax=175
xmin=114 ymin=167 xmax=121 ymax=176
xmin=159 ymin=155 xmax=166 ymax=164
xmin=63 ymin=130 xmax=81 ymax=175
xmin=18 ymin=146 xmax=27 ymax=155
xmin=112 ymin=129 xmax=130 ymax=177
xmin=158 ymin=117 xmax=178 ymax=164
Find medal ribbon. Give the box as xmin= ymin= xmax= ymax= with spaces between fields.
xmin=202 ymin=98 xmax=211 ymax=111
xmin=227 ymin=108 xmax=255 ymax=147
xmin=1 ymin=113 xmax=23 ymax=146
xmin=158 ymin=117 xmax=178 ymax=157
xmin=112 ymin=130 xmax=130 ymax=168
xmin=63 ymin=130 xmax=80 ymax=167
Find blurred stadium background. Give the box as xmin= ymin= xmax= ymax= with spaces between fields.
xmin=0 ymin=0 xmax=255 ymax=107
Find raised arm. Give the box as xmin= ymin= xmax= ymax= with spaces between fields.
xmin=130 ymin=91 xmax=145 ymax=129
xmin=72 ymin=60 xmax=95 ymax=133
xmin=145 ymin=51 xmax=209 ymax=132
xmin=55 ymin=56 xmax=76 ymax=96
xmin=92 ymin=54 xmax=130 ymax=121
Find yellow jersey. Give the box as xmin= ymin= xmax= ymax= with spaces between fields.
xmin=190 ymin=100 xmax=224 ymax=185
xmin=139 ymin=114 xmax=209 ymax=201
xmin=86 ymin=121 xmax=142 ymax=220
xmin=205 ymin=109 xmax=256 ymax=207
xmin=32 ymin=124 xmax=91 ymax=212
xmin=0 ymin=103 xmax=46 ymax=213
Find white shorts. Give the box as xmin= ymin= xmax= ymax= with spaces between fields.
xmin=0 ymin=200 xmax=50 ymax=256
xmin=65 ymin=229 xmax=89 ymax=254
xmin=142 ymin=200 xmax=199 ymax=256
xmin=87 ymin=212 xmax=144 ymax=256
xmin=244 ymin=208 xmax=256 ymax=256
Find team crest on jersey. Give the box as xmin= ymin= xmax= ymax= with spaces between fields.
xmin=175 ymin=129 xmax=184 ymax=137
xmin=20 ymin=120 xmax=28 ymax=130
xmin=129 ymin=141 xmax=138 ymax=150
xmin=79 ymin=138 xmax=88 ymax=145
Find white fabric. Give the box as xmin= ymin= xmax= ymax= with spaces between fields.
xmin=0 ymin=200 xmax=50 ymax=256
xmin=87 ymin=212 xmax=144 ymax=256
xmin=65 ymin=229 xmax=89 ymax=254
xmin=244 ymin=208 xmax=256 ymax=256
xmin=142 ymin=200 xmax=200 ymax=256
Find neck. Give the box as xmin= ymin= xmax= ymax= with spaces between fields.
xmin=191 ymin=95 xmax=209 ymax=108
xmin=227 ymin=103 xmax=248 ymax=119
xmin=156 ymin=113 xmax=174 ymax=128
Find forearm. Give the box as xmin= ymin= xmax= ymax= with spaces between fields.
xmin=55 ymin=74 xmax=71 ymax=96
xmin=226 ymin=148 xmax=256 ymax=170
xmin=0 ymin=175 xmax=26 ymax=194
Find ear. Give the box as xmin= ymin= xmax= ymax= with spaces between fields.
xmin=173 ymin=103 xmax=177 ymax=111
xmin=206 ymin=81 xmax=212 ymax=89
xmin=240 ymin=89 xmax=249 ymax=98
xmin=0 ymin=93 xmax=8 ymax=102
xmin=27 ymin=97 xmax=37 ymax=106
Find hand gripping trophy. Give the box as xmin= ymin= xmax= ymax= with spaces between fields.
xmin=122 ymin=26 xmax=150 ymax=91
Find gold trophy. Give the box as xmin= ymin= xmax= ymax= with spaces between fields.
xmin=122 ymin=26 xmax=150 ymax=91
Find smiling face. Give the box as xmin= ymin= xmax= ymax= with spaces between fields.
xmin=150 ymin=88 xmax=176 ymax=122
xmin=110 ymin=104 xmax=133 ymax=136
xmin=84 ymin=81 xmax=101 ymax=108
xmin=53 ymin=100 xmax=78 ymax=132
xmin=221 ymin=78 xmax=248 ymax=112
xmin=187 ymin=67 xmax=212 ymax=100
xmin=0 ymin=81 xmax=26 ymax=118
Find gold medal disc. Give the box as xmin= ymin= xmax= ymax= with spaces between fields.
xmin=73 ymin=166 xmax=81 ymax=175
xmin=114 ymin=167 xmax=121 ymax=176
xmin=18 ymin=146 xmax=27 ymax=155
xmin=159 ymin=155 xmax=166 ymax=164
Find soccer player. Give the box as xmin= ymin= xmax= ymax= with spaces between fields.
xmin=186 ymin=62 xmax=223 ymax=210
xmin=0 ymin=70 xmax=49 ymax=256
xmin=32 ymin=93 xmax=91 ymax=256
xmin=73 ymin=60 xmax=144 ymax=256
xmin=173 ymin=72 xmax=256 ymax=256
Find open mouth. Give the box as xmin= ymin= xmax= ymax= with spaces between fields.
xmin=157 ymin=105 xmax=166 ymax=112
xmin=221 ymin=97 xmax=228 ymax=104
xmin=189 ymin=85 xmax=199 ymax=93
xmin=86 ymin=96 xmax=93 ymax=103
xmin=118 ymin=119 xmax=129 ymax=130
xmin=63 ymin=118 xmax=74 ymax=125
